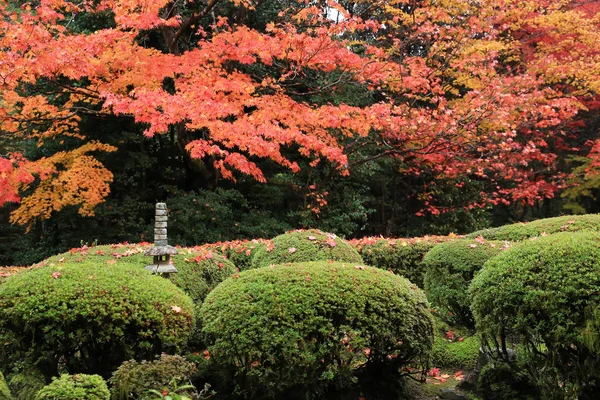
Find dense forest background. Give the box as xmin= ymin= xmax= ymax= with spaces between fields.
xmin=1 ymin=0 xmax=599 ymax=266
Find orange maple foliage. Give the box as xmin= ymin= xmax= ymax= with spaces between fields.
xmin=0 ymin=0 xmax=598 ymax=224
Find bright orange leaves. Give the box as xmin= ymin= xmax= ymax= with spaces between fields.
xmin=0 ymin=0 xmax=599 ymax=224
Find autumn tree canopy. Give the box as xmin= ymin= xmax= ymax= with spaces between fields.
xmin=0 ymin=0 xmax=598 ymax=226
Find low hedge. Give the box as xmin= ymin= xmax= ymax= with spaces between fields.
xmin=36 ymin=374 xmax=109 ymax=400
xmin=466 ymin=214 xmax=600 ymax=241
xmin=250 ymin=229 xmax=362 ymax=269
xmin=470 ymin=231 xmax=600 ymax=398
xmin=351 ymin=236 xmax=458 ymax=288
xmin=200 ymin=261 xmax=434 ymax=398
xmin=110 ymin=354 xmax=197 ymax=400
xmin=423 ymin=239 xmax=509 ymax=327
xmin=200 ymin=240 xmax=271 ymax=271
xmin=0 ymin=262 xmax=195 ymax=380
xmin=430 ymin=336 xmax=480 ymax=371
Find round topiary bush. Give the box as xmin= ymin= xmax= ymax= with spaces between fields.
xmin=36 ymin=374 xmax=109 ymax=400
xmin=469 ymin=231 xmax=600 ymax=398
xmin=466 ymin=214 xmax=600 ymax=241
xmin=423 ymin=238 xmax=509 ymax=327
xmin=200 ymin=261 xmax=434 ymax=398
xmin=353 ymin=236 xmax=456 ymax=288
xmin=110 ymin=354 xmax=198 ymax=400
xmin=250 ymin=229 xmax=363 ymax=269
xmin=0 ymin=262 xmax=195 ymax=380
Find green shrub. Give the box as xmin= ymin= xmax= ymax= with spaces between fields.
xmin=470 ymin=231 xmax=600 ymax=398
xmin=466 ymin=214 xmax=600 ymax=241
xmin=167 ymin=251 xmax=236 ymax=348
xmin=35 ymin=243 xmax=203 ymax=268
xmin=6 ymin=370 xmax=45 ymax=400
xmin=430 ymin=336 xmax=480 ymax=370
xmin=250 ymin=229 xmax=363 ymax=269
xmin=477 ymin=362 xmax=539 ymax=400
xmin=221 ymin=240 xmax=270 ymax=271
xmin=0 ymin=372 xmax=11 ymax=400
xmin=109 ymin=354 xmax=197 ymax=400
xmin=423 ymin=239 xmax=509 ymax=327
xmin=0 ymin=262 xmax=195 ymax=380
xmin=351 ymin=236 xmax=456 ymax=288
xmin=36 ymin=374 xmax=109 ymax=400
xmin=201 ymin=261 xmax=434 ymax=398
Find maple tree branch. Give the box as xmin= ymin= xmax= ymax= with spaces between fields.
xmin=170 ymin=0 xmax=222 ymax=47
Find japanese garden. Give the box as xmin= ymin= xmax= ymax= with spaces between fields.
xmin=1 ymin=0 xmax=599 ymax=399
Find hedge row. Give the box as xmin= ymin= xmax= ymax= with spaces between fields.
xmin=350 ymin=235 xmax=458 ymax=287
xmin=466 ymin=214 xmax=600 ymax=241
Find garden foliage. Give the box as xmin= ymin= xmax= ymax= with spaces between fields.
xmin=351 ymin=236 xmax=456 ymax=287
xmin=477 ymin=362 xmax=539 ymax=400
xmin=430 ymin=336 xmax=480 ymax=371
xmin=200 ymin=261 xmax=434 ymax=398
xmin=109 ymin=354 xmax=197 ymax=400
xmin=466 ymin=214 xmax=600 ymax=241
xmin=200 ymin=239 xmax=271 ymax=271
xmin=6 ymin=371 xmax=45 ymax=400
xmin=0 ymin=372 xmax=10 ymax=400
xmin=423 ymin=238 xmax=508 ymax=327
xmin=470 ymin=231 xmax=600 ymax=398
xmin=36 ymin=374 xmax=110 ymax=400
xmin=250 ymin=229 xmax=362 ymax=269
xmin=0 ymin=262 xmax=195 ymax=379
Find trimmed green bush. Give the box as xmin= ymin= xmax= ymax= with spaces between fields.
xmin=430 ymin=336 xmax=480 ymax=370
xmin=423 ymin=239 xmax=509 ymax=327
xmin=168 ymin=252 xmax=236 ymax=348
xmin=351 ymin=236 xmax=456 ymax=288
xmin=0 ymin=262 xmax=195 ymax=380
xmin=466 ymin=214 xmax=600 ymax=241
xmin=0 ymin=372 xmax=11 ymax=400
xmin=36 ymin=374 xmax=109 ymax=400
xmin=201 ymin=261 xmax=434 ymax=398
xmin=6 ymin=371 xmax=45 ymax=400
xmin=221 ymin=240 xmax=269 ymax=271
xmin=110 ymin=354 xmax=197 ymax=400
xmin=470 ymin=231 xmax=600 ymax=398
xmin=250 ymin=229 xmax=362 ymax=269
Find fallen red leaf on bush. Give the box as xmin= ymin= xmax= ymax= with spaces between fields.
xmin=51 ymin=272 xmax=61 ymax=279
xmin=445 ymin=330 xmax=455 ymax=340
xmin=428 ymin=368 xmax=440 ymax=377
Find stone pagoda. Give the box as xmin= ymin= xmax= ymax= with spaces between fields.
xmin=144 ymin=203 xmax=178 ymax=274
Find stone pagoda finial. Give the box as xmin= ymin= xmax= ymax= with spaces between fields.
xmin=144 ymin=202 xmax=178 ymax=274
